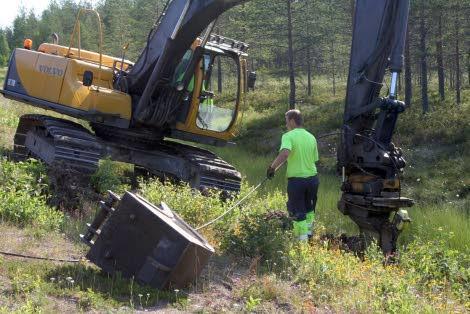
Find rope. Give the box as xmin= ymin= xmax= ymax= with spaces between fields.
xmin=0 ymin=250 xmax=80 ymax=263
xmin=195 ymin=177 xmax=269 ymax=231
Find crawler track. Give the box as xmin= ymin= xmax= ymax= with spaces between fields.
xmin=13 ymin=115 xmax=101 ymax=172
xmin=13 ymin=115 xmax=241 ymax=193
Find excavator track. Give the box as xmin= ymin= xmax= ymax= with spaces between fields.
xmin=13 ymin=115 xmax=101 ymax=172
xmin=160 ymin=141 xmax=241 ymax=193
xmin=13 ymin=115 xmax=241 ymax=194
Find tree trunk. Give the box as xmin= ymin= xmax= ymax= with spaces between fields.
xmin=329 ymin=1 xmax=336 ymax=96
xmin=405 ymin=23 xmax=412 ymax=107
xmin=330 ymin=34 xmax=336 ymax=96
xmin=216 ymin=56 xmax=222 ymax=93
xmin=419 ymin=1 xmax=429 ymax=113
xmin=307 ymin=47 xmax=312 ymax=96
xmin=436 ymin=10 xmax=445 ymax=101
xmin=350 ymin=0 xmax=355 ymax=22
xmin=454 ymin=12 xmax=461 ymax=105
xmin=467 ymin=51 xmax=470 ymax=86
xmin=287 ymin=0 xmax=296 ymax=109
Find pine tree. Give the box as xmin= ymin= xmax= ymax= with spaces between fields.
xmin=0 ymin=29 xmax=10 ymax=66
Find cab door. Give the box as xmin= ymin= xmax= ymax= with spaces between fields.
xmin=175 ymin=51 xmax=242 ymax=142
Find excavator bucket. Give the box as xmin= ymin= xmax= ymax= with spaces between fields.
xmin=81 ymin=191 xmax=214 ymax=289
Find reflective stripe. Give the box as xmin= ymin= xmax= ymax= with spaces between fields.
xmin=298 ymin=234 xmax=308 ymax=241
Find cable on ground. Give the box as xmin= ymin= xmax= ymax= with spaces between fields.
xmin=0 ymin=250 xmax=80 ymax=263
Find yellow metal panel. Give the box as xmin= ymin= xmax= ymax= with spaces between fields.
xmin=14 ymin=49 xmax=40 ymax=95
xmin=15 ymin=49 xmax=69 ymax=105
xmin=34 ymin=53 xmax=69 ymax=103
xmin=59 ymin=59 xmax=131 ymax=120
xmin=38 ymin=43 xmax=133 ymax=70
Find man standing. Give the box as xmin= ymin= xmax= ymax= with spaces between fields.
xmin=267 ymin=109 xmax=319 ymax=240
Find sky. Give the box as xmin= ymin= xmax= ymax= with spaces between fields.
xmin=0 ymin=0 xmax=52 ymax=28
xmin=0 ymin=0 xmax=97 ymax=29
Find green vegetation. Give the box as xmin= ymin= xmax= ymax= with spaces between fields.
xmin=0 ymin=259 xmax=182 ymax=313
xmin=0 ymin=158 xmax=63 ymax=232
xmin=0 ymin=0 xmax=469 ymax=307
xmin=0 ymin=163 xmax=467 ymax=312
xmin=0 ymin=0 xmax=467 ymax=309
xmin=0 ymin=67 xmax=5 ymax=82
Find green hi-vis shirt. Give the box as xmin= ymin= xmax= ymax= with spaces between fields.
xmin=280 ymin=128 xmax=319 ymax=178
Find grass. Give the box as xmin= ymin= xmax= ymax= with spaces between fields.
xmin=0 ymin=66 xmax=468 ymax=311
xmin=0 ymin=68 xmax=5 ymax=82
xmin=0 ymin=259 xmax=182 ymax=312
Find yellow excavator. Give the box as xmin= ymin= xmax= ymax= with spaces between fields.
xmin=1 ymin=7 xmax=253 ymax=194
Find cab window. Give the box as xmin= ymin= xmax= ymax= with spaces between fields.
xmin=196 ymin=54 xmax=239 ymax=132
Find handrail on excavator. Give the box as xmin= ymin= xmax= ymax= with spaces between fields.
xmin=66 ymin=8 xmax=104 ymax=88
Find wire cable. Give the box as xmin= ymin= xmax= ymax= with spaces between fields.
xmin=195 ymin=177 xmax=269 ymax=231
xmin=0 ymin=250 xmax=80 ymax=263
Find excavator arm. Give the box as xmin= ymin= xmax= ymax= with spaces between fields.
xmin=123 ymin=0 xmax=249 ymax=126
xmin=339 ymin=0 xmax=413 ymax=254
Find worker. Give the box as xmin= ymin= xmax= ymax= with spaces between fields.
xmin=267 ymin=109 xmax=319 ymax=241
xmin=23 ymin=38 xmax=33 ymax=50
xmin=173 ymin=38 xmax=203 ymax=90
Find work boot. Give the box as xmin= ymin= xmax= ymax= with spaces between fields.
xmin=293 ymin=220 xmax=309 ymax=241
xmin=306 ymin=211 xmax=315 ymax=239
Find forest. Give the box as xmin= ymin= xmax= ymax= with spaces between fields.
xmin=0 ymin=0 xmax=468 ymax=111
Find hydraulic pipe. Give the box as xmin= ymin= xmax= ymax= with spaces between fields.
xmin=389 ymin=72 xmax=399 ymax=98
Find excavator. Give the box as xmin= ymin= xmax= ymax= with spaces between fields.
xmin=1 ymin=0 xmax=413 ymax=285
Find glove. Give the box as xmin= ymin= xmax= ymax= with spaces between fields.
xmin=266 ymin=166 xmax=275 ymax=179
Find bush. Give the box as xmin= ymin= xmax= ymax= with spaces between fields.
xmin=0 ymin=158 xmax=63 ymax=231
xmin=91 ymin=159 xmax=131 ymax=195
xmin=220 ymin=210 xmax=292 ymax=264
xmin=139 ymin=179 xmax=227 ymax=228
xmin=0 ymin=190 xmax=63 ymax=231
xmin=400 ymin=232 xmax=470 ymax=306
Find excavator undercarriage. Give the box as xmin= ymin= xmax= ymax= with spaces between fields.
xmin=13 ymin=115 xmax=241 ymax=193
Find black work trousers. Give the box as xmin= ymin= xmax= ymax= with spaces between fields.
xmin=286 ymin=175 xmax=319 ymax=221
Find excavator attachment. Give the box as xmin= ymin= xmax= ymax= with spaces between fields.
xmin=81 ymin=191 xmax=214 ymax=289
xmin=338 ymin=0 xmax=413 ymax=255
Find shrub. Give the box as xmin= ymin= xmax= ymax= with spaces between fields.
xmin=91 ymin=159 xmax=131 ymax=195
xmin=0 ymin=158 xmax=63 ymax=231
xmin=400 ymin=232 xmax=470 ymax=305
xmin=220 ymin=210 xmax=292 ymax=264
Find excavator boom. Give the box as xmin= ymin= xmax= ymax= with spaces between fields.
xmin=339 ymin=0 xmax=413 ymax=254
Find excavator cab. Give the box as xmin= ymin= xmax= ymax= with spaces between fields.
xmin=173 ymin=35 xmax=249 ymax=145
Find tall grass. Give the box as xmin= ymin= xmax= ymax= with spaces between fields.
xmin=400 ymin=202 xmax=470 ymax=251
xmin=0 ymin=67 xmax=6 ymax=84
